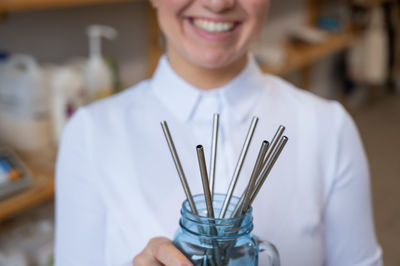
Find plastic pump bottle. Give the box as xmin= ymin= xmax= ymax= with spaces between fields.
xmin=363 ymin=6 xmax=388 ymax=85
xmin=85 ymin=25 xmax=117 ymax=102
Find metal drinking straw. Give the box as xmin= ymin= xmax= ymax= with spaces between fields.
xmin=231 ymin=126 xmax=284 ymax=216
xmin=248 ymin=136 xmax=288 ymax=208
xmin=219 ymin=116 xmax=259 ymax=219
xmin=209 ymin=114 xmax=219 ymax=200
xmin=231 ymin=140 xmax=269 ymax=218
xmin=197 ymin=145 xmax=223 ymax=266
xmin=262 ymin=125 xmax=285 ymax=166
xmin=224 ymin=137 xmax=286 ymax=265
xmin=161 ymin=121 xmax=198 ymax=215
xmin=197 ymin=145 xmax=215 ymax=218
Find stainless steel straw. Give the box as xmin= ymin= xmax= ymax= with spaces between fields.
xmin=224 ymin=137 xmax=286 ymax=265
xmin=231 ymin=140 xmax=269 ymax=217
xmin=219 ymin=116 xmax=259 ymax=218
xmin=197 ymin=145 xmax=222 ymax=266
xmin=237 ymin=125 xmax=285 ymax=212
xmin=197 ymin=145 xmax=215 ymax=218
xmin=209 ymin=114 xmax=219 ymax=200
xmin=262 ymin=125 xmax=285 ymax=167
xmin=161 ymin=121 xmax=198 ymax=214
xmin=248 ymin=136 xmax=288 ymax=207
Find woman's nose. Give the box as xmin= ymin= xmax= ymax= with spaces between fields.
xmin=200 ymin=0 xmax=236 ymax=13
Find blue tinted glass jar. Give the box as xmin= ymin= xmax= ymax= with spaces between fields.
xmin=173 ymin=194 xmax=280 ymax=266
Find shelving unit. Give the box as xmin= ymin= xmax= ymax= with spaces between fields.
xmin=260 ymin=30 xmax=360 ymax=77
xmin=260 ymin=29 xmax=361 ymax=91
xmin=0 ymin=0 xmax=145 ymax=223
xmin=0 ymin=0 xmax=135 ymax=12
xmin=0 ymin=161 xmax=54 ymax=221
xmin=352 ymin=0 xmax=395 ymax=8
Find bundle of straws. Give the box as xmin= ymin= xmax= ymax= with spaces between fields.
xmin=161 ymin=114 xmax=288 ymax=264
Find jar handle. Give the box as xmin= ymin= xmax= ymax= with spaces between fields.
xmin=256 ymin=237 xmax=280 ymax=266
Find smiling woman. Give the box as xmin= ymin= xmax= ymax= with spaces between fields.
xmin=55 ymin=0 xmax=382 ymax=265
xmin=152 ymin=0 xmax=270 ymax=89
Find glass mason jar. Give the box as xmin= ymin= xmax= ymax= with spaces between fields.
xmin=173 ymin=194 xmax=280 ymax=266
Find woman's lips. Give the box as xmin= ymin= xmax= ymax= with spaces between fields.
xmin=185 ymin=17 xmax=241 ymax=41
xmin=192 ymin=18 xmax=235 ymax=33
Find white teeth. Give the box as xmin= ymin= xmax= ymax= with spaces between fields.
xmin=193 ymin=19 xmax=234 ymax=33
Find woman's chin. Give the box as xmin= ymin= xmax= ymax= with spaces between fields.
xmin=187 ymin=51 xmax=241 ymax=70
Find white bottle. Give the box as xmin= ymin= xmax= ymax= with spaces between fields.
xmin=84 ymin=25 xmax=117 ymax=102
xmin=49 ymin=63 xmax=85 ymax=144
xmin=0 ymin=54 xmax=51 ymax=153
xmin=347 ymin=6 xmax=389 ymax=86
xmin=363 ymin=6 xmax=389 ymax=85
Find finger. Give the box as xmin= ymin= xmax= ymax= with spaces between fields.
xmin=150 ymin=238 xmax=192 ymax=266
xmin=133 ymin=253 xmax=163 ymax=266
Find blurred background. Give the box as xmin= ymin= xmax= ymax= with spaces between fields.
xmin=0 ymin=0 xmax=399 ymax=265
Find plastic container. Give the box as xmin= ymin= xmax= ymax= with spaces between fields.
xmin=48 ymin=61 xmax=85 ymax=144
xmin=0 ymin=54 xmax=51 ymax=153
xmin=348 ymin=6 xmax=389 ymax=85
xmin=84 ymin=25 xmax=117 ymax=102
xmin=363 ymin=6 xmax=389 ymax=85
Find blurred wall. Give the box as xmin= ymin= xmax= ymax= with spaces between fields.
xmin=267 ymin=0 xmax=307 ymax=20
xmin=0 ymin=0 xmax=308 ymax=88
xmin=0 ymin=1 xmax=148 ymax=87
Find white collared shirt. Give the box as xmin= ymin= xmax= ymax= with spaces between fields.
xmin=55 ymin=56 xmax=382 ymax=266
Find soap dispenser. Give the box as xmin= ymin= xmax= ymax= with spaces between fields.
xmin=84 ymin=25 xmax=117 ymax=102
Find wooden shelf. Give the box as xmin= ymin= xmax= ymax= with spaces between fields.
xmin=0 ymin=0 xmax=137 ymax=13
xmin=352 ymin=0 xmax=395 ymax=8
xmin=260 ymin=31 xmax=360 ymax=77
xmin=0 ymin=161 xmax=54 ymax=222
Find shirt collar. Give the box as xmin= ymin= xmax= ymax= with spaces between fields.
xmin=151 ymin=54 xmax=265 ymax=123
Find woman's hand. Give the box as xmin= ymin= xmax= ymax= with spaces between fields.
xmin=133 ymin=237 xmax=193 ymax=266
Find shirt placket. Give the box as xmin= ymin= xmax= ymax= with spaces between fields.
xmin=190 ymin=93 xmax=229 ymax=194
